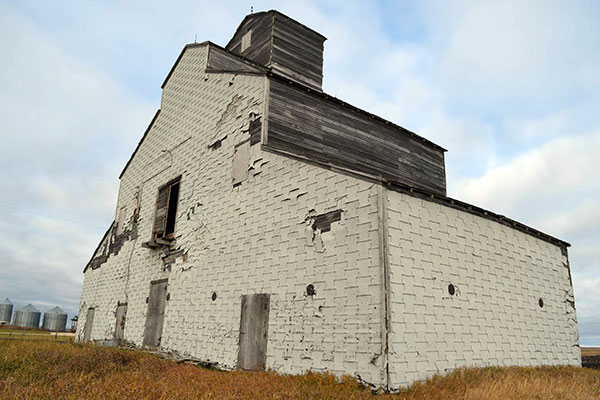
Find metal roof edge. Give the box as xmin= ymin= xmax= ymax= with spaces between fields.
xmin=385 ymin=181 xmax=570 ymax=249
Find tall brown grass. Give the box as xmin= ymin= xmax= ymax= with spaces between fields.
xmin=0 ymin=340 xmax=598 ymax=399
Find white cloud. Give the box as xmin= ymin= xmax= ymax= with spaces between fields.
xmin=0 ymin=4 xmax=154 ymax=317
xmin=456 ymin=132 xmax=600 ymax=221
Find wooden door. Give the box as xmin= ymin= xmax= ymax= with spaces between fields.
xmin=237 ymin=293 xmax=270 ymax=370
xmin=143 ymin=279 xmax=168 ymax=346
xmin=83 ymin=307 xmax=94 ymax=342
xmin=114 ymin=303 xmax=127 ymax=340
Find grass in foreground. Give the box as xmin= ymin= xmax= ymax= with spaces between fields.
xmin=0 ymin=341 xmax=598 ymax=399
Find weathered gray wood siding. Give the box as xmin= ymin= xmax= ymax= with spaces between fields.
xmin=226 ymin=11 xmax=325 ymax=91
xmin=237 ymin=294 xmax=270 ymax=371
xmin=226 ymin=12 xmax=273 ymax=67
xmin=266 ymin=78 xmax=447 ymax=195
xmin=270 ymin=12 xmax=325 ymax=91
xmin=206 ymin=45 xmax=265 ymax=73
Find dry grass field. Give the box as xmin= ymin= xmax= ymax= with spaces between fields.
xmin=0 ymin=340 xmax=598 ymax=399
xmin=0 ymin=326 xmax=74 ymax=343
xmin=582 ymin=347 xmax=600 ymax=357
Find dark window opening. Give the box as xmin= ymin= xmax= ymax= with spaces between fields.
xmin=153 ymin=177 xmax=181 ymax=241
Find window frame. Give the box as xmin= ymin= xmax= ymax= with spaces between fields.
xmin=152 ymin=176 xmax=181 ymax=241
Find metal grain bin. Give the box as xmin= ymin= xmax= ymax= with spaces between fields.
xmin=41 ymin=306 xmax=68 ymax=332
xmin=12 ymin=304 xmax=41 ymax=328
xmin=0 ymin=298 xmax=13 ymax=325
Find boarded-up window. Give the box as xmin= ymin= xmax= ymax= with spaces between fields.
xmin=232 ymin=141 xmax=250 ymax=186
xmin=83 ymin=307 xmax=95 ymax=343
xmin=241 ymin=30 xmax=252 ymax=52
xmin=249 ymin=117 xmax=262 ymax=146
xmin=238 ymin=293 xmax=270 ymax=370
xmin=153 ymin=177 xmax=181 ymax=240
xmin=114 ymin=302 xmax=127 ymax=341
xmin=143 ymin=279 xmax=168 ymax=347
xmin=116 ymin=207 xmax=126 ymax=235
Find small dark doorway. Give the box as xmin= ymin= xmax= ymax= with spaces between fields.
xmin=114 ymin=302 xmax=127 ymax=341
xmin=143 ymin=279 xmax=168 ymax=347
xmin=83 ymin=307 xmax=95 ymax=342
xmin=237 ymin=293 xmax=270 ymax=370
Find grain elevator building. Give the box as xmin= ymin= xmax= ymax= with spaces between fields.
xmin=77 ymin=10 xmax=580 ymax=389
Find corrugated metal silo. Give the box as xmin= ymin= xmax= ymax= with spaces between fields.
xmin=0 ymin=298 xmax=13 ymax=324
xmin=12 ymin=304 xmax=41 ymax=328
xmin=41 ymin=306 xmax=68 ymax=332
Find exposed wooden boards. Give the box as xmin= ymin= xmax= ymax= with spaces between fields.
xmin=270 ymin=12 xmax=325 ymax=90
xmin=266 ymin=78 xmax=447 ymax=195
xmin=225 ymin=11 xmax=325 ymax=91
xmin=207 ymin=45 xmax=265 ymax=73
xmin=232 ymin=141 xmax=250 ymax=185
xmin=226 ymin=12 xmax=273 ymax=67
xmin=143 ymin=279 xmax=168 ymax=347
xmin=249 ymin=118 xmax=262 ymax=145
xmin=83 ymin=308 xmax=94 ymax=342
xmin=237 ymin=294 xmax=270 ymax=371
xmin=114 ymin=303 xmax=127 ymax=341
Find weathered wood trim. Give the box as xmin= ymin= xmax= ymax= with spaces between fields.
xmin=377 ymin=184 xmax=391 ymax=390
xmin=205 ymin=69 xmax=266 ymax=76
xmin=268 ymin=12 xmax=275 ymax=66
xmin=262 ymin=76 xmax=270 ymax=145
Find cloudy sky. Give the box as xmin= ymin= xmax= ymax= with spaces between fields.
xmin=1 ymin=1 xmax=598 ymax=345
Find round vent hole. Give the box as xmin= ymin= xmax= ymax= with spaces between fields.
xmin=448 ymin=284 xmax=456 ymax=296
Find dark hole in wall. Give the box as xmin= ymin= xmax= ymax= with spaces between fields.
xmin=165 ymin=182 xmax=180 ymax=237
xmin=539 ymin=298 xmax=544 ymax=308
xmin=209 ymin=136 xmax=227 ymax=150
xmin=212 ymin=292 xmax=217 ymax=301
xmin=306 ymin=284 xmax=315 ymax=296
xmin=249 ymin=118 xmax=262 ymax=145
xmin=312 ymin=210 xmax=342 ymax=233
xmin=448 ymin=284 xmax=455 ymax=296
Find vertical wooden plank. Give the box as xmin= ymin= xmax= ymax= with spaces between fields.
xmin=232 ymin=141 xmax=250 ymax=185
xmin=116 ymin=207 xmax=125 ymax=235
xmin=153 ymin=186 xmax=169 ymax=239
xmin=83 ymin=308 xmax=94 ymax=342
xmin=238 ymin=293 xmax=270 ymax=370
xmin=114 ymin=303 xmax=128 ymax=341
xmin=143 ymin=279 xmax=168 ymax=346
